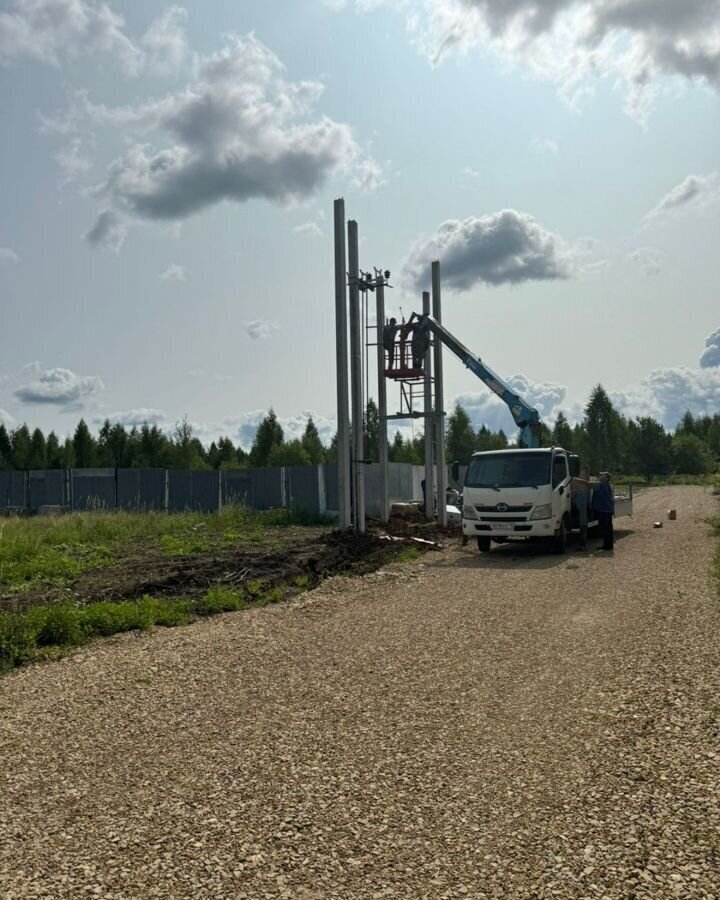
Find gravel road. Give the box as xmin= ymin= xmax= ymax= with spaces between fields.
xmin=1 ymin=486 xmax=719 ymax=899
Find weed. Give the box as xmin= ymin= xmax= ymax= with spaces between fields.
xmin=26 ymin=604 xmax=85 ymax=648
xmin=194 ymin=586 xmax=248 ymax=616
xmin=293 ymin=574 xmax=311 ymax=589
xmin=392 ymin=547 xmax=422 ymax=564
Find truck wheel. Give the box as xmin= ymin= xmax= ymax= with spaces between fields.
xmin=553 ymin=517 xmax=568 ymax=554
xmin=477 ymin=537 xmax=491 ymax=552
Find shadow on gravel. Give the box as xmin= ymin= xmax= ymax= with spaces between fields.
xmin=427 ymin=528 xmax=633 ymax=570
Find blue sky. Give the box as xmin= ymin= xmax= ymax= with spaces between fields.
xmin=1 ymin=0 xmax=719 ymax=445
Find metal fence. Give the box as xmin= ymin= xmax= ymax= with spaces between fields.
xmin=0 ymin=464 xmax=434 ymax=516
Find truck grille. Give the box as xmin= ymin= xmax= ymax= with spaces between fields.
xmin=475 ymin=504 xmax=532 ymax=513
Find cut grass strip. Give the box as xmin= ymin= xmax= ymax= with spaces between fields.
xmin=0 ymin=583 xmax=289 ymax=675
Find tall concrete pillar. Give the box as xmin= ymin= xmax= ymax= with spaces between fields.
xmin=376 ymin=278 xmax=389 ymax=522
xmin=348 ymin=220 xmax=365 ymax=533
xmin=333 ymin=199 xmax=351 ymax=528
xmin=422 ymin=290 xmax=433 ymax=520
xmin=432 ymin=261 xmax=447 ymax=526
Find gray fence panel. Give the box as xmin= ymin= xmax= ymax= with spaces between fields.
xmin=71 ymin=468 xmax=116 ymax=510
xmin=222 ymin=470 xmax=254 ymax=508
xmin=117 ymin=468 xmax=166 ymax=511
xmin=285 ymin=465 xmax=321 ymax=514
xmin=323 ymin=465 xmax=339 ymax=513
xmin=28 ymin=470 xmax=65 ymax=508
xmin=168 ymin=470 xmax=220 ymax=512
xmin=0 ymin=471 xmax=27 ymax=508
xmin=245 ymin=467 xmax=284 ymax=510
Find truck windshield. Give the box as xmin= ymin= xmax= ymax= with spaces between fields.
xmin=465 ymin=453 xmax=551 ymax=489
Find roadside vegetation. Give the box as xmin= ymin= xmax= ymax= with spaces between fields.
xmin=0 ymin=583 xmax=293 ymax=675
xmin=0 ymin=506 xmax=332 ymax=594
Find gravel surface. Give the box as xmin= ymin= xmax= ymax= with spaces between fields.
xmin=1 ymin=485 xmax=719 ymax=899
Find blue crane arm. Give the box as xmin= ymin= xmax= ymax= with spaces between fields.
xmin=418 ymin=314 xmax=542 ymax=448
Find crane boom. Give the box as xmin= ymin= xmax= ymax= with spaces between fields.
xmin=417 ymin=314 xmax=542 ymax=448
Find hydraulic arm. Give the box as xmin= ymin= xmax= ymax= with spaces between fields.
xmin=417 ymin=314 xmax=542 ymax=448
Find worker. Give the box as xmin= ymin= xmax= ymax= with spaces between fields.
xmin=382 ymin=317 xmax=399 ymax=369
xmin=411 ymin=321 xmax=430 ymax=370
xmin=592 ymin=471 xmax=615 ymax=551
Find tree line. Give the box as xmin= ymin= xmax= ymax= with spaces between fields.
xmin=1 ymin=385 xmax=718 ymax=477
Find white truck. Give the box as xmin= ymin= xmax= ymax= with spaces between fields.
xmin=453 ymin=447 xmax=633 ymax=553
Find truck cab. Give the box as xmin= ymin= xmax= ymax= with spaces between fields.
xmin=459 ymin=447 xmax=575 ymax=552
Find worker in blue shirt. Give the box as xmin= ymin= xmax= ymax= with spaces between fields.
xmin=592 ymin=472 xmax=615 ymax=551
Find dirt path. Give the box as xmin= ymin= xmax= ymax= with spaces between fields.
xmin=1 ymin=486 xmax=719 ymax=899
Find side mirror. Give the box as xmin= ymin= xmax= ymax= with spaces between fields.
xmin=451 ymin=460 xmax=460 ymax=484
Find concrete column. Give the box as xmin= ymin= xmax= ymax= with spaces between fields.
xmin=432 ymin=261 xmax=447 ymax=526
xmin=422 ymin=290 xmax=434 ymax=520
xmin=376 ymin=278 xmax=389 ymax=522
xmin=333 ymin=199 xmax=351 ymax=528
xmin=348 ymin=220 xmax=365 ymax=533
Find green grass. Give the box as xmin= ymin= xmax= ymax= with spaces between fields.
xmin=712 ymin=516 xmax=720 ymax=599
xmin=0 ymin=506 xmax=333 ymax=592
xmin=0 ymin=581 xmax=293 ymax=675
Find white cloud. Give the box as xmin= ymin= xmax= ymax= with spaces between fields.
xmin=700 ymin=327 xmax=720 ymax=369
xmin=55 ymin=138 xmax=92 ymax=183
xmin=612 ymin=366 xmax=720 ymax=428
xmin=341 ymin=0 xmax=720 ymax=119
xmin=14 ymin=367 xmax=104 ymax=408
xmin=96 ymin=408 xmax=167 ymax=428
xmin=531 ymin=136 xmax=559 ymax=155
xmin=645 ymin=172 xmax=719 ymax=221
xmin=454 ymin=374 xmax=569 ymax=434
xmin=83 ymin=209 xmax=127 ymax=251
xmin=0 ymin=247 xmax=19 ymax=264
xmin=140 ymin=5 xmax=187 ymax=74
xmin=403 ymin=210 xmax=575 ymax=291
xmin=83 ymin=34 xmax=380 ymax=238
xmin=293 ymin=221 xmax=324 ymax=237
xmin=0 ymin=0 xmax=141 ymax=72
xmin=0 ymin=0 xmax=188 ymax=75
xmin=246 ymin=319 xmax=279 ymax=340
xmin=625 ymin=246 xmax=661 ymax=275
xmin=0 ymin=408 xmax=16 ymax=428
xmin=160 ymin=263 xmax=187 ymax=281
xmin=189 ymin=409 xmax=336 ymax=450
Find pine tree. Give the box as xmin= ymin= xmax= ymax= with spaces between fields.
xmin=28 ymin=428 xmax=47 ymax=470
xmin=582 ymin=385 xmax=622 ymax=472
xmin=446 ymin=403 xmax=476 ymax=463
xmin=0 ymin=423 xmax=12 ymax=469
xmin=45 ymin=432 xmax=64 ymax=469
xmin=72 ymin=419 xmax=96 ymax=468
xmin=11 ymin=425 xmax=32 ymax=470
xmin=249 ymin=409 xmax=284 ymax=467
xmin=630 ymin=417 xmax=672 ymax=480
xmin=301 ymin=416 xmax=326 ymax=464
xmin=551 ymin=412 xmax=574 ymax=450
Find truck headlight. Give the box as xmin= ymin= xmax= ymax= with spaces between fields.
xmin=530 ymin=503 xmax=552 ymax=520
xmin=463 ymin=506 xmax=478 ymax=520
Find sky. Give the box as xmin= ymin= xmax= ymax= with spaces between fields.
xmin=1 ymin=0 xmax=719 ymax=447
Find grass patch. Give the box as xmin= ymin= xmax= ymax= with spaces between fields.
xmin=0 ymin=525 xmax=429 ymax=676
xmin=0 ymin=506 xmax=332 ymax=593
xmin=0 ymin=578 xmax=299 ymax=676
